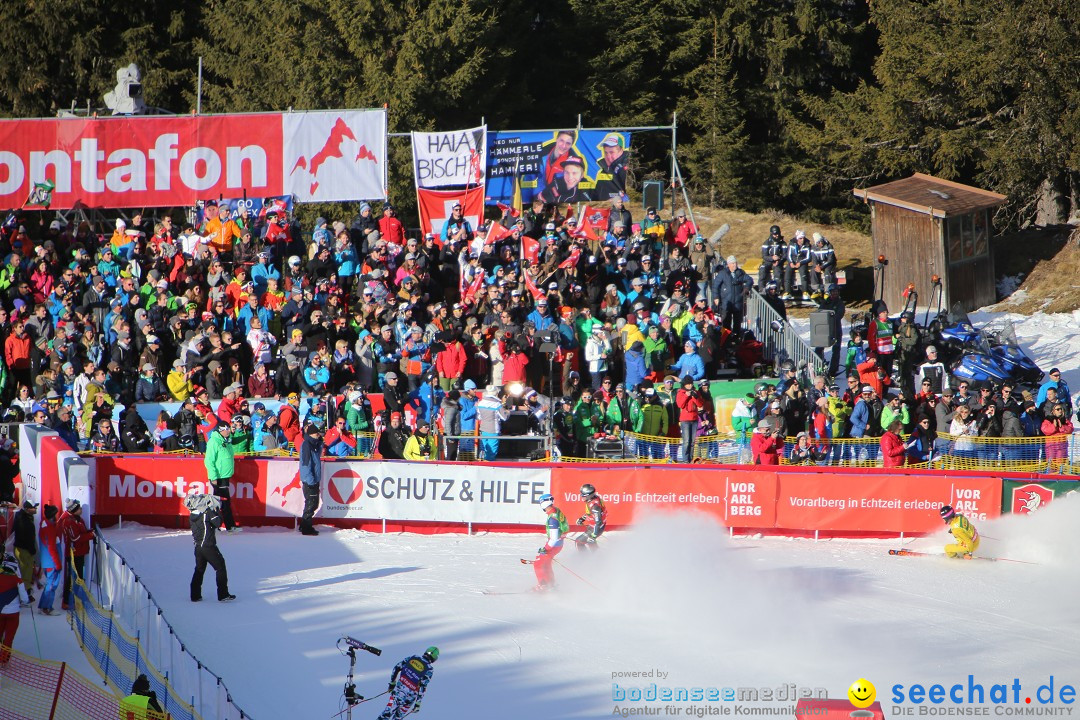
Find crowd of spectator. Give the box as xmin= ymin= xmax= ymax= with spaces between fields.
xmin=0 ymin=197 xmax=1073 ymax=481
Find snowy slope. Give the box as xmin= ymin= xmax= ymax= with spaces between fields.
xmin=99 ymin=495 xmax=1080 ymax=720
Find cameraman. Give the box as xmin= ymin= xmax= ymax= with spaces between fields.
xmin=751 ymin=419 xmax=783 ymax=465
xmin=675 ymin=376 xmax=705 ymax=463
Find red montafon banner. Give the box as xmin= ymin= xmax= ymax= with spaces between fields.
xmin=0 ymin=109 xmax=387 ymax=209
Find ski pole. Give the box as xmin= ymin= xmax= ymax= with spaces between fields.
xmin=554 ymin=558 xmax=599 ymax=590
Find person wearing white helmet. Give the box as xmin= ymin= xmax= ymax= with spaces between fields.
xmin=533 ymin=494 xmax=568 ymax=591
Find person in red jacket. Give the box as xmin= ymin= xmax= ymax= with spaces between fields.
xmin=37 ymin=504 xmax=62 ymax=615
xmin=857 ymin=355 xmax=891 ymax=398
xmin=3 ymin=321 xmax=31 ymax=391
xmin=1 ymin=552 xmax=30 ymax=663
xmin=435 ymin=335 xmax=467 ymax=391
xmin=279 ymin=392 xmax=302 ymax=450
xmin=751 ymin=419 xmax=784 ymax=464
xmin=58 ymin=499 xmax=94 ymax=609
xmin=880 ymin=419 xmax=906 ymax=467
xmin=500 ymin=340 xmax=530 ymax=386
xmin=676 ymin=376 xmax=705 ymax=462
xmin=378 ymin=204 xmax=405 ymax=247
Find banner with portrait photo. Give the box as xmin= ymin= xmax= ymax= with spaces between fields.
xmin=485 ymin=129 xmax=631 ymax=205
xmin=411 ymin=125 xmax=486 ymax=189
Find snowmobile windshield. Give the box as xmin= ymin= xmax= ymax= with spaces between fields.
xmin=984 ymin=320 xmax=1020 ymax=349
xmin=946 ymin=302 xmax=972 ymax=327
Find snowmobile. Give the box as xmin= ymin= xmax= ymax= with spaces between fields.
xmin=935 ymin=304 xmax=1042 ymax=387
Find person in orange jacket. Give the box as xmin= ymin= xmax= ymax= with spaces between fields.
xmin=675 ymin=376 xmax=705 ymax=462
xmin=857 ymin=355 xmax=892 ymax=398
xmin=201 ymin=204 xmax=243 ymax=258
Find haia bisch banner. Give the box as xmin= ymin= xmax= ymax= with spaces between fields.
xmin=485 ymin=129 xmax=631 ymax=206
xmin=411 ymin=125 xmax=486 ymax=189
xmin=0 ymin=109 xmax=387 ymax=209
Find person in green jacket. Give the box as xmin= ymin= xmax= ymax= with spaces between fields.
xmin=344 ymin=390 xmax=373 ymax=455
xmin=879 ymin=391 xmax=910 ymax=434
xmin=204 ymin=424 xmax=238 ymax=532
xmin=637 ymin=389 xmax=670 ymax=459
xmin=228 ymin=415 xmax=253 ymax=454
xmin=571 ymin=389 xmax=604 ymax=456
xmin=642 ymin=325 xmax=669 ymax=378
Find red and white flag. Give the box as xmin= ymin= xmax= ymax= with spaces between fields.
xmin=523 ymin=269 xmax=544 ymax=301
xmin=558 ymin=246 xmax=581 ymax=270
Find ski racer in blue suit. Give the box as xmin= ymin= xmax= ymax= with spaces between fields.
xmin=379 ymin=647 xmax=438 ymax=719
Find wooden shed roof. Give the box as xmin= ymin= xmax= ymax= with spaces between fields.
xmin=853 ymin=172 xmax=1007 ymax=218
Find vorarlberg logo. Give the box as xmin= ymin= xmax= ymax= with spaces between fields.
xmin=889 ymin=676 xmax=1076 ymax=715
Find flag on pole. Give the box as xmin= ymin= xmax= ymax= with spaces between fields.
xmin=24 ymin=179 xmax=55 ymax=209
xmin=523 ymin=268 xmax=544 ymax=301
xmin=558 ymin=246 xmax=581 ymax=270
xmin=521 ymin=235 xmax=540 ymax=266
xmin=486 ymin=222 xmax=511 ymax=246
xmin=462 ymin=271 xmax=486 ymax=306
xmin=511 ymin=158 xmax=523 ymax=218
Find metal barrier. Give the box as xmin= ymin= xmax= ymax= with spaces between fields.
xmin=555 ymin=430 xmax=1079 ymax=475
xmin=744 ymin=286 xmax=827 ymax=376
xmin=89 ymin=529 xmax=253 ymax=719
xmin=439 ymin=433 xmax=549 ymax=461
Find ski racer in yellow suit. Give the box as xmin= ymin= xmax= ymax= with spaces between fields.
xmin=940 ymin=505 xmax=979 ymax=558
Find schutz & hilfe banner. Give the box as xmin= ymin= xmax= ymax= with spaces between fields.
xmin=0 ymin=109 xmax=386 ymax=209
xmin=94 ymin=456 xmax=550 ymax=525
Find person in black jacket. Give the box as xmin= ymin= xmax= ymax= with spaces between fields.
xmin=378 ymin=412 xmax=410 ymax=460
xmin=184 ymin=491 xmax=235 ymax=602
xmin=12 ymin=501 xmax=37 ymax=601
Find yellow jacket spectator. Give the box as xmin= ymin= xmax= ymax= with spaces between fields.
xmin=403 ymin=422 xmax=436 ymax=461
xmin=167 ymin=360 xmax=194 ymax=401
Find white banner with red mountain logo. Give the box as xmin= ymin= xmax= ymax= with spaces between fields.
xmin=0 ymin=109 xmax=386 ymax=209
xmin=411 ymin=125 xmax=486 ymax=189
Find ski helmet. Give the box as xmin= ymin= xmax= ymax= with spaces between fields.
xmin=580 ymin=484 xmax=596 ymax=499
xmin=423 ymin=646 xmax=439 ymax=663
xmin=781 ymin=360 xmax=796 ymax=373
xmin=769 ymin=225 xmax=781 ymax=235
xmin=539 ymin=494 xmax=554 ymax=510
xmin=939 ymin=505 xmax=956 ymax=521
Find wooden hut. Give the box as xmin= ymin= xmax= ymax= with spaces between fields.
xmin=853 ymin=173 xmax=1007 ymax=313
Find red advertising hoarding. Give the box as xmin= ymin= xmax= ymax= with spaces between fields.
xmin=0 ymin=109 xmax=386 ymax=209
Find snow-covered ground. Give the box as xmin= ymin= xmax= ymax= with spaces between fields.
xmin=72 ymin=498 xmax=1080 ymax=719
xmin=11 ymin=306 xmax=1080 ymax=719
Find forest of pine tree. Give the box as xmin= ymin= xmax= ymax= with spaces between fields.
xmin=2 ymin=0 xmax=1079 ymax=230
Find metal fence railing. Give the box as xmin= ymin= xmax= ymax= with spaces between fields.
xmin=744 ymin=286 xmax=827 ymax=376
xmin=553 ymin=430 xmax=1080 ymax=475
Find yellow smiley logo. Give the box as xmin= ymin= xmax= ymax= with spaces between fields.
xmin=848 ymin=678 xmax=876 ymax=708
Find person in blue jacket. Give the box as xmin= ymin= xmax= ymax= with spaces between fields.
xmin=250 ymin=250 xmax=280 ymax=297
xmin=624 ymin=340 xmax=647 ymax=390
xmin=458 ymin=380 xmax=478 ymax=456
xmin=299 ymin=421 xmax=324 ymax=536
xmin=669 ymin=340 xmax=705 ymax=381
xmin=1037 ymin=367 xmax=1072 ymax=415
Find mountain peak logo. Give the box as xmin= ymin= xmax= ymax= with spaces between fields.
xmin=327 ymin=468 xmax=366 ymax=506
xmin=285 ymin=114 xmax=382 ymax=199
